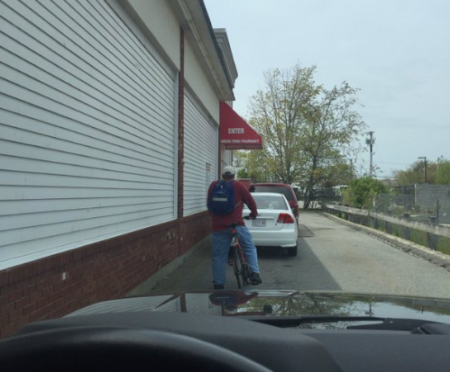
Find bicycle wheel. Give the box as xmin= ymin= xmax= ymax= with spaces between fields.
xmin=233 ymin=247 xmax=242 ymax=288
xmin=233 ymin=246 xmax=242 ymax=289
xmin=235 ymin=246 xmax=253 ymax=287
xmin=240 ymin=258 xmax=251 ymax=287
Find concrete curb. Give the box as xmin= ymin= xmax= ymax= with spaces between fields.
xmin=323 ymin=212 xmax=450 ymax=274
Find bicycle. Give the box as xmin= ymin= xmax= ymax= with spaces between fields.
xmin=228 ymin=217 xmax=253 ymax=289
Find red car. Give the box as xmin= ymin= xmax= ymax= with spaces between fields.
xmin=250 ymin=183 xmax=300 ymax=217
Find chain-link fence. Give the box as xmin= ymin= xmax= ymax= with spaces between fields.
xmin=373 ymin=185 xmax=450 ymax=225
xmin=297 ymin=187 xmax=344 ymax=209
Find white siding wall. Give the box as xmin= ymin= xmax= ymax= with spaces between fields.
xmin=121 ymin=0 xmax=180 ymax=70
xmin=0 ymin=0 xmax=177 ymax=269
xmin=184 ymin=35 xmax=220 ymax=124
xmin=183 ymin=91 xmax=218 ymax=217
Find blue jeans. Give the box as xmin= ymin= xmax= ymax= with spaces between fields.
xmin=211 ymin=226 xmax=260 ymax=286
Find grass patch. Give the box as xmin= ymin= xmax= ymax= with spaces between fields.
xmin=377 ymin=220 xmax=386 ymax=233
xmin=391 ymin=224 xmax=403 ymax=238
xmin=391 ymin=206 xmax=405 ymax=218
xmin=437 ymin=237 xmax=450 ymax=256
xmin=411 ymin=229 xmax=428 ymax=247
xmin=325 ymin=209 xmax=450 ymax=255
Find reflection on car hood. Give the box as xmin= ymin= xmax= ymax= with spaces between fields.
xmin=66 ymin=290 xmax=450 ymax=326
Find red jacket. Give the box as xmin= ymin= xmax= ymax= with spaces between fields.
xmin=207 ymin=180 xmax=258 ymax=231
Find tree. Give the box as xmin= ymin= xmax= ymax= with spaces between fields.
xmin=344 ymin=177 xmax=388 ymax=209
xmin=234 ymin=150 xmax=275 ymax=182
xmin=248 ymin=65 xmax=319 ymax=185
xmin=436 ymin=160 xmax=450 ymax=184
xmin=232 ymin=151 xmax=246 ymax=170
xmin=393 ymin=165 xmax=423 ymax=186
xmin=247 ymin=64 xmax=366 ymax=208
xmin=320 ymin=161 xmax=355 ymax=187
xmin=393 ymin=160 xmax=450 ymax=185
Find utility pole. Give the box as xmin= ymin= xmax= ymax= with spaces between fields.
xmin=418 ymin=156 xmax=427 ymax=183
xmin=350 ymin=159 xmax=354 ymax=180
xmin=437 ymin=155 xmax=444 ymax=181
xmin=366 ymin=131 xmax=375 ymax=177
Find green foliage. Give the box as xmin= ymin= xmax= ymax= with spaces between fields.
xmin=391 ymin=224 xmax=403 ymax=238
xmin=394 ymin=161 xmax=428 ymax=185
xmin=235 ymin=150 xmax=275 ymax=182
xmin=436 ymin=162 xmax=450 ymax=185
xmin=391 ymin=206 xmax=406 ymax=217
xmin=377 ymin=220 xmax=386 ymax=233
xmin=347 ymin=177 xmax=389 ymax=209
xmin=325 ymin=163 xmax=354 ymax=186
xmin=394 ymin=158 xmax=450 ymax=186
xmin=437 ymin=237 xmax=450 ymax=255
xmin=411 ymin=230 xmax=428 ymax=247
xmin=247 ymin=65 xmax=318 ymax=185
xmin=244 ymin=64 xmax=365 ymax=208
xmin=237 ymin=168 xmax=249 ymax=179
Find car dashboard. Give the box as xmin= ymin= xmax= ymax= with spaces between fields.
xmin=1 ymin=311 xmax=450 ymax=372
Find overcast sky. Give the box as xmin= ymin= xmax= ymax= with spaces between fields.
xmin=203 ymin=0 xmax=450 ymax=178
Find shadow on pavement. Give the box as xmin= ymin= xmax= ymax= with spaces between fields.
xmin=147 ymin=230 xmax=341 ymax=294
xmin=298 ymin=224 xmax=315 ymax=237
xmin=256 ymin=237 xmax=341 ymax=291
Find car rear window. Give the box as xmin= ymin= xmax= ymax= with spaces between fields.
xmin=253 ymin=186 xmax=294 ymax=200
xmin=251 ymin=194 xmax=288 ymax=210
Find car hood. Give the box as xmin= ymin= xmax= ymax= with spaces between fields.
xmin=66 ymin=290 xmax=450 ymax=326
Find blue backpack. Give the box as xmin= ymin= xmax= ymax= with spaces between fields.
xmin=208 ymin=180 xmax=236 ymax=215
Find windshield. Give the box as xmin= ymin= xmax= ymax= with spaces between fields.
xmin=249 ymin=194 xmax=289 ymax=210
xmin=1 ymin=0 xmax=450 ymax=340
xmin=253 ymin=186 xmax=294 ymax=201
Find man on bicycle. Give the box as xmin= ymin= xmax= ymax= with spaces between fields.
xmin=207 ymin=166 xmax=262 ymax=290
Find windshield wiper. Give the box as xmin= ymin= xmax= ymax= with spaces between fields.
xmin=245 ymin=315 xmax=440 ymax=331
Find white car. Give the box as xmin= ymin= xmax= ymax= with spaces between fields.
xmin=243 ymin=192 xmax=299 ymax=256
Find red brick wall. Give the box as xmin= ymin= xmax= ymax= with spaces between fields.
xmin=0 ymin=212 xmax=210 ymax=339
xmin=179 ymin=212 xmax=211 ymax=255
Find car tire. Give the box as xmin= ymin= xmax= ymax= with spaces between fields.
xmin=287 ymin=246 xmax=298 ymax=257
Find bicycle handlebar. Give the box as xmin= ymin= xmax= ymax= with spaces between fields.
xmin=229 ymin=216 xmax=255 ymax=229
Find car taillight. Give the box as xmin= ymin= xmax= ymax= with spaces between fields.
xmin=277 ymin=213 xmax=295 ymax=224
